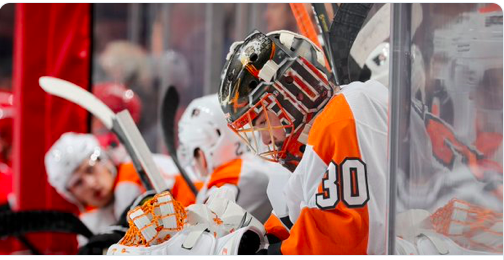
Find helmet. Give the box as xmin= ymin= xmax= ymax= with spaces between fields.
xmin=93 ymin=82 xmax=142 ymax=123
xmin=178 ymin=94 xmax=246 ymax=180
xmin=45 ymin=132 xmax=115 ymax=207
xmin=218 ymin=30 xmax=334 ymax=171
xmin=0 ymin=91 xmax=13 ymax=164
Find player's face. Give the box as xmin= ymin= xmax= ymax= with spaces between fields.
xmin=67 ymin=158 xmax=115 ymax=208
xmin=194 ymin=148 xmax=209 ymax=177
xmin=253 ymin=110 xmax=287 ymax=148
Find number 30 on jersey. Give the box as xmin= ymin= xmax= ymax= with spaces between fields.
xmin=315 ymin=158 xmax=370 ymax=209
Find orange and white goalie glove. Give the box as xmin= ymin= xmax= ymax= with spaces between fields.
xmin=107 ymin=189 xmax=266 ymax=255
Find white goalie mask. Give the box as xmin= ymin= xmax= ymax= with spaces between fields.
xmin=178 ymin=94 xmax=247 ymax=180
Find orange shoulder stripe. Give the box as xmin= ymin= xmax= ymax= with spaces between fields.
xmin=171 ymin=175 xmax=204 ymax=207
xmin=206 ymin=158 xmax=242 ymax=190
xmin=308 ymin=94 xmax=361 ymax=165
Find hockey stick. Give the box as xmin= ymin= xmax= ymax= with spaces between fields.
xmin=0 ymin=210 xmax=93 ymax=239
xmin=311 ymin=3 xmax=339 ymax=85
xmin=160 ymin=86 xmax=198 ymax=196
xmin=0 ymin=204 xmax=42 ymax=255
xmin=289 ymin=3 xmax=333 ymax=73
xmin=39 ymin=76 xmax=168 ymax=193
xmin=327 ymin=3 xmax=374 ymax=85
xmin=289 ymin=3 xmax=321 ymax=48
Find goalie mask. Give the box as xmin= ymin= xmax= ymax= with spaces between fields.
xmin=218 ymin=30 xmax=334 ymax=171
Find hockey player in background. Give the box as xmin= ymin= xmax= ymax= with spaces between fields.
xmin=45 ymin=132 xmax=146 ymax=240
xmin=218 ymin=30 xmax=389 ymax=254
xmin=44 ymin=132 xmax=199 ymax=250
xmin=92 ymin=82 xmax=201 ymax=207
xmin=177 ymin=94 xmax=290 ymax=224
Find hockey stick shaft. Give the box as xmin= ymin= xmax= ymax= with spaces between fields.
xmin=327 ymin=4 xmax=374 ymax=85
xmin=114 ymin=111 xmax=168 ymax=192
xmin=160 ymin=87 xmax=198 ymax=196
xmin=289 ymin=3 xmax=332 ymax=72
xmin=311 ymin=3 xmax=339 ymax=85
xmin=289 ymin=3 xmax=321 ymax=48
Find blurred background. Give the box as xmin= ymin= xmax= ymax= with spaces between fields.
xmin=0 ymin=3 xmax=501 ymax=255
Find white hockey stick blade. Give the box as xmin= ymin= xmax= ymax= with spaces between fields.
xmin=39 ymin=76 xmax=115 ymax=129
xmin=115 ymin=111 xmax=168 ymax=193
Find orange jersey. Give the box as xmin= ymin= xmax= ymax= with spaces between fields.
xmin=264 ymin=213 xmax=291 ymax=241
xmin=280 ymin=80 xmax=388 ymax=254
xmin=170 ymin=175 xmax=204 ymax=207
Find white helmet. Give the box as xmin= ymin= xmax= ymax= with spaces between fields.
xmin=45 ymin=132 xmax=114 ymax=207
xmin=178 ymin=94 xmax=246 ymax=180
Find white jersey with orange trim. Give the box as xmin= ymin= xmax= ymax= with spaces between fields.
xmin=281 ymin=80 xmax=388 ymax=254
xmin=196 ymin=153 xmax=288 ymax=223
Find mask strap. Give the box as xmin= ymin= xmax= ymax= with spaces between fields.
xmin=298 ymin=111 xmax=320 ymax=145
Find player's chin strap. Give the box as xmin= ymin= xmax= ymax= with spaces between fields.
xmin=297 ymin=118 xmax=315 ymax=145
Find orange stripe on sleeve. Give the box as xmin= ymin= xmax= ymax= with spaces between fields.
xmin=170 ymin=175 xmax=203 ymax=207
xmin=206 ymin=158 xmax=242 ymax=189
xmin=307 ymin=94 xmax=358 ymax=164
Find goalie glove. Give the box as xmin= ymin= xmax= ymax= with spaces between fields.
xmin=179 ymin=193 xmax=266 ymax=253
xmin=107 ymin=224 xmax=264 ymax=255
xmin=107 ymin=190 xmax=266 ymax=255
